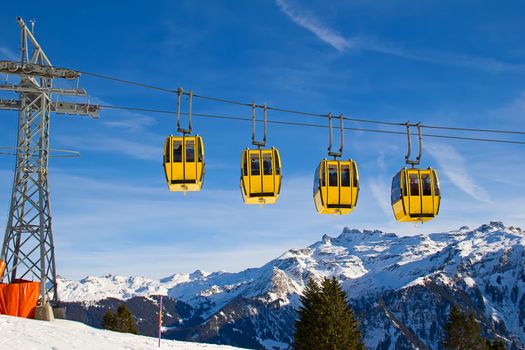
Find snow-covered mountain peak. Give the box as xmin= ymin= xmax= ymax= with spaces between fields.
xmin=59 ymin=222 xmax=524 ymax=304
xmin=336 ymin=227 xmax=396 ymax=243
xmin=189 ymin=269 xmax=210 ymax=280
xmin=159 ymin=273 xmax=188 ymax=284
xmin=57 ymin=222 xmax=525 ymax=349
xmin=484 ymin=220 xmax=506 ymax=230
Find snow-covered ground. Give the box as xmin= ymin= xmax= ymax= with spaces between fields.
xmin=0 ymin=314 xmax=247 ymax=350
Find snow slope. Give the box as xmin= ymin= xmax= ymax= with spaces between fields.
xmin=0 ymin=314 xmax=246 ymax=350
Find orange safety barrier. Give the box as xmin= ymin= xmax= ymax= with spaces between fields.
xmin=0 ymin=280 xmax=40 ymax=318
xmin=0 ymin=260 xmax=5 ymax=278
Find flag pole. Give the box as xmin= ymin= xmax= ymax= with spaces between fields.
xmin=158 ymin=295 xmax=163 ymax=347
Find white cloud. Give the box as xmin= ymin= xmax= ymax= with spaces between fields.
xmin=275 ymin=0 xmax=353 ymax=52
xmin=426 ymin=143 xmax=491 ymax=203
xmin=368 ymin=176 xmax=392 ymax=217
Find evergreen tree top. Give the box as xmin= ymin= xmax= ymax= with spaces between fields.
xmin=294 ymin=276 xmax=364 ymax=350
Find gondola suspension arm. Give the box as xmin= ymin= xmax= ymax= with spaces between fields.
xmin=177 ymin=87 xmax=193 ymax=135
xmin=328 ymin=113 xmax=344 ymax=159
xmin=251 ymin=102 xmax=267 ymax=148
xmin=405 ymin=122 xmax=422 ymax=167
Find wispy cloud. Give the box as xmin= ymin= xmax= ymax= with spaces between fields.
xmin=57 ymin=134 xmax=161 ymax=161
xmin=360 ymin=38 xmax=524 ymax=73
xmin=0 ymin=47 xmax=18 ymax=60
xmin=275 ymin=0 xmax=353 ymax=52
xmin=491 ymin=91 xmax=525 ymax=121
xmin=275 ymin=1 xmax=521 ymax=72
xmin=427 ymin=143 xmax=491 ymax=203
xmin=368 ymin=177 xmax=392 ymax=217
xmin=102 ymin=111 xmax=157 ymax=132
xmin=65 ymin=97 xmax=158 ymax=133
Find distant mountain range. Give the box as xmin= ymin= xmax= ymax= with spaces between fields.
xmin=59 ymin=222 xmax=525 ymax=350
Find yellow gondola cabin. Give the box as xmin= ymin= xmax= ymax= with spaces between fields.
xmin=391 ymin=167 xmax=440 ymax=222
xmin=240 ymin=147 xmax=282 ymax=204
xmin=313 ymin=159 xmax=359 ymax=215
xmin=163 ymin=135 xmax=205 ymax=192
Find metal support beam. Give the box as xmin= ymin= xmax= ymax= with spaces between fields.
xmin=0 ymin=99 xmax=100 ymax=118
xmin=1 ymin=17 xmax=100 ymax=313
xmin=53 ymin=101 xmax=100 ymax=118
xmin=0 ymin=60 xmax=79 ymax=80
xmin=0 ymin=83 xmax=87 ymax=96
xmin=0 ymin=99 xmax=20 ymax=110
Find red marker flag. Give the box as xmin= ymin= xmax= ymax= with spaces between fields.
xmin=158 ymin=295 xmax=163 ymax=347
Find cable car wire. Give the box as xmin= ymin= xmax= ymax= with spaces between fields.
xmin=77 ymin=70 xmax=179 ymax=95
xmin=77 ymin=70 xmax=525 ymax=136
xmin=100 ymin=104 xmax=525 ymax=145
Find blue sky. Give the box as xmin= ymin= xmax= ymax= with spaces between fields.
xmin=1 ymin=1 xmax=524 ymax=279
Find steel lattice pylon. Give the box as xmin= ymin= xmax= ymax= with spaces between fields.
xmin=0 ymin=17 xmax=99 ymax=311
xmin=2 ymin=84 xmax=57 ymax=304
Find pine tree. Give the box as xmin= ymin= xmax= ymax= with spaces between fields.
xmin=294 ymin=278 xmax=323 ymax=350
xmin=443 ymin=305 xmax=484 ymax=350
xmin=102 ymin=304 xmax=138 ymax=335
xmin=487 ymin=339 xmax=507 ymax=350
xmin=102 ymin=309 xmax=116 ymax=330
xmin=294 ymin=277 xmax=364 ymax=350
xmin=319 ymin=277 xmax=364 ymax=350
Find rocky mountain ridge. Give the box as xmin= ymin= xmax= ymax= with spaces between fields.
xmin=59 ymin=222 xmax=525 ymax=350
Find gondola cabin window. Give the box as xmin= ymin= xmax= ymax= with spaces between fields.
xmin=263 ymin=153 xmax=272 ymax=175
xmin=433 ymin=172 xmax=440 ymax=196
xmin=391 ymin=172 xmax=401 ymax=204
xmin=328 ymin=165 xmax=338 ymax=186
xmin=352 ymin=162 xmax=358 ymax=187
xmin=164 ymin=139 xmax=170 ymax=163
xmin=251 ymin=154 xmax=260 ymax=176
xmin=341 ymin=164 xmax=350 ymax=187
xmin=422 ymin=173 xmax=432 ymax=196
xmin=173 ymin=140 xmax=182 ymax=162
xmin=274 ymin=150 xmax=281 ymax=175
xmin=198 ymin=141 xmax=203 ymax=162
xmin=313 ymin=164 xmax=320 ymax=195
xmin=243 ymin=154 xmax=248 ymax=176
xmin=409 ymin=174 xmax=419 ymax=195
xmin=186 ymin=139 xmax=195 ymax=162
xmin=321 ymin=163 xmax=326 ymax=186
